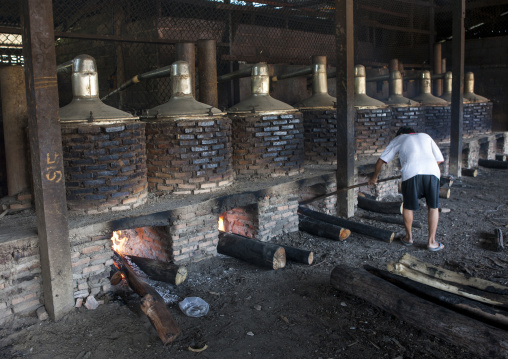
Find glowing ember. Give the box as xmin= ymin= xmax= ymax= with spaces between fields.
xmin=111 ymin=230 xmax=128 ymax=254
xmin=218 ymin=216 xmax=225 ymax=232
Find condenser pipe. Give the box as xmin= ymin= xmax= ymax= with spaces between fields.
xmin=176 ymin=42 xmax=196 ymax=95
xmin=217 ymin=66 xmax=253 ymax=83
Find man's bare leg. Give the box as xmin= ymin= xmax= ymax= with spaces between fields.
xmin=427 ymin=207 xmax=442 ymax=249
xmin=402 ymin=208 xmax=413 ymax=244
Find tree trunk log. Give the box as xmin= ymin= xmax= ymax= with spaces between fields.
xmin=279 ymin=244 xmax=314 ymax=265
xmin=495 ymin=154 xmax=507 ymax=162
xmin=364 ymin=265 xmax=508 ymax=330
xmin=398 ymin=253 xmax=508 ymax=294
xmin=357 ymin=194 xmax=403 ymax=215
xmin=439 ymin=187 xmax=451 ymax=199
xmin=298 ymin=214 xmax=351 ymax=241
xmin=462 ymin=168 xmax=478 ymax=177
xmin=113 ymin=252 xmax=181 ymax=345
xmin=298 ymin=206 xmax=394 ymax=243
xmin=330 ymin=265 xmax=508 ymax=359
xmin=479 ymin=159 xmax=508 ymax=169
xmin=387 ymin=262 xmax=508 ymax=308
xmin=217 ymin=232 xmax=286 ymax=270
xmin=440 ymin=176 xmax=453 ymax=187
xmin=127 ymin=255 xmax=187 ymax=286
xmin=495 ymin=228 xmax=505 ymax=252
xmin=357 ymin=213 xmax=422 ymax=228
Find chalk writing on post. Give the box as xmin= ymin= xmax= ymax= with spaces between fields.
xmin=45 ymin=153 xmax=62 ymax=183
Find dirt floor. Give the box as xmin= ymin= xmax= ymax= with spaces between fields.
xmin=1 ymin=166 xmax=507 ymax=359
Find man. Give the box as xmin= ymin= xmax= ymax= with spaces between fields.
xmin=368 ymin=127 xmax=445 ymax=251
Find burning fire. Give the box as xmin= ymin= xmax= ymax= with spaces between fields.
xmin=218 ymin=216 xmax=225 ymax=232
xmin=111 ymin=230 xmax=128 ymax=254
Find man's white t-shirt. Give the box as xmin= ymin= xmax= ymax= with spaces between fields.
xmin=380 ymin=133 xmax=444 ymax=182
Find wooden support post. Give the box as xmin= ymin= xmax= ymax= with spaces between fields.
xmin=335 ymin=0 xmax=355 ymax=218
xmin=449 ymin=0 xmax=465 ymax=177
xmin=21 ymin=0 xmax=74 ymax=321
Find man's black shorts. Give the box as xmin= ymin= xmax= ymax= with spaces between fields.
xmin=401 ymin=175 xmax=440 ymax=210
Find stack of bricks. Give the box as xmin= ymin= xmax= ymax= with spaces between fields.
xmin=298 ymin=178 xmax=337 ymax=215
xmin=462 ymin=139 xmax=480 ymax=169
xmin=0 ymin=192 xmax=32 ymax=212
xmin=355 ymin=108 xmax=393 ymax=159
xmin=463 ymin=102 xmax=493 ymax=136
xmin=145 ymin=117 xmax=234 ymax=195
xmin=70 ymin=231 xmax=115 ymax=301
xmin=0 ymin=235 xmax=42 ymax=325
xmin=169 ymin=203 xmax=219 ymax=263
xmin=231 ymin=113 xmax=305 ymax=177
xmin=479 ymin=134 xmax=497 ymax=160
xmin=391 ymin=106 xmax=425 ymax=133
xmin=257 ymin=189 xmax=299 ymax=242
xmin=301 ymin=110 xmax=337 ymax=165
xmin=496 ymin=132 xmax=508 ymax=154
xmin=61 ymin=121 xmax=148 ymax=214
xmin=423 ymin=106 xmax=452 ymax=142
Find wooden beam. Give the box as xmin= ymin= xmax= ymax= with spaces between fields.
xmin=359 ymin=4 xmax=410 ymax=18
xmin=449 ymin=0 xmax=465 ymax=177
xmin=21 ymin=0 xmax=74 ymax=321
xmin=360 ymin=19 xmax=431 ymax=34
xmin=335 ymin=0 xmax=355 ymax=218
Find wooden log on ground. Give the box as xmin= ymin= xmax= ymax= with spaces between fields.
xmin=462 ymin=168 xmax=478 ymax=177
xmin=479 ymin=159 xmax=508 ymax=169
xmin=298 ymin=206 xmax=394 ymax=243
xmin=495 ymin=154 xmax=507 ymax=162
xmin=357 ymin=193 xmax=403 ymax=214
xmin=495 ymin=228 xmax=505 ymax=252
xmin=398 ymin=253 xmax=508 ymax=294
xmin=279 ymin=244 xmax=314 ymax=265
xmin=439 ymin=187 xmax=451 ymax=199
xmin=127 ymin=255 xmax=187 ymax=285
xmin=217 ymin=232 xmax=286 ymax=270
xmin=114 ymin=252 xmax=181 ymax=345
xmin=440 ymin=176 xmax=453 ymax=187
xmin=387 ymin=262 xmax=508 ymax=308
xmin=298 ymin=214 xmax=351 ymax=241
xmin=330 ymin=265 xmax=508 ymax=359
xmin=357 ymin=213 xmax=422 ymax=228
xmin=364 ymin=265 xmax=508 ymax=329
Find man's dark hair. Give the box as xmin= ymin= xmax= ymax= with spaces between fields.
xmin=396 ymin=126 xmax=416 ymax=137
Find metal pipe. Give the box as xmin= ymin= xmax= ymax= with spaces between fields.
xmin=463 ymin=72 xmax=489 ymax=102
xmin=273 ymin=66 xmax=312 ymax=82
xmin=56 ymin=59 xmax=74 ymax=74
xmin=197 ymin=39 xmax=218 ymax=108
xmin=176 ymin=42 xmax=195 ymax=95
xmin=217 ymin=66 xmax=253 ymax=83
xmin=101 ymin=65 xmax=173 ymax=101
xmin=354 ymin=64 xmax=386 ymax=107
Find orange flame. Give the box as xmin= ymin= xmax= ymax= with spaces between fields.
xmin=111 ymin=230 xmax=128 ymax=254
xmin=218 ymin=216 xmax=225 ymax=232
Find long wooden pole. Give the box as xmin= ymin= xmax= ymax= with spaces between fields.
xmin=330 ymin=265 xmax=508 ymax=359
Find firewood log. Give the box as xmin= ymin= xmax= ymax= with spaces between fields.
xmin=217 ymin=232 xmax=286 ymax=270
xmin=479 ymin=159 xmax=508 ymax=169
xmin=114 ymin=252 xmax=181 ymax=345
xmin=357 ymin=194 xmax=403 ymax=215
xmin=126 ymin=255 xmax=187 ymax=285
xmin=440 ymin=176 xmax=453 ymax=187
xmin=330 ymin=265 xmax=508 ymax=359
xmin=495 ymin=154 xmax=507 ymax=162
xmin=364 ymin=265 xmax=508 ymax=330
xmin=495 ymin=228 xmax=505 ymax=252
xmin=298 ymin=214 xmax=351 ymax=241
xmin=462 ymin=168 xmax=478 ymax=177
xmin=298 ymin=206 xmax=394 ymax=243
xmin=398 ymin=253 xmax=508 ymax=294
xmin=439 ymin=187 xmax=451 ymax=199
xmin=279 ymin=244 xmax=314 ymax=265
xmin=387 ymin=262 xmax=508 ymax=308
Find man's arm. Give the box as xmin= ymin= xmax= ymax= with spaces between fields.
xmin=368 ymin=158 xmax=385 ymax=185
